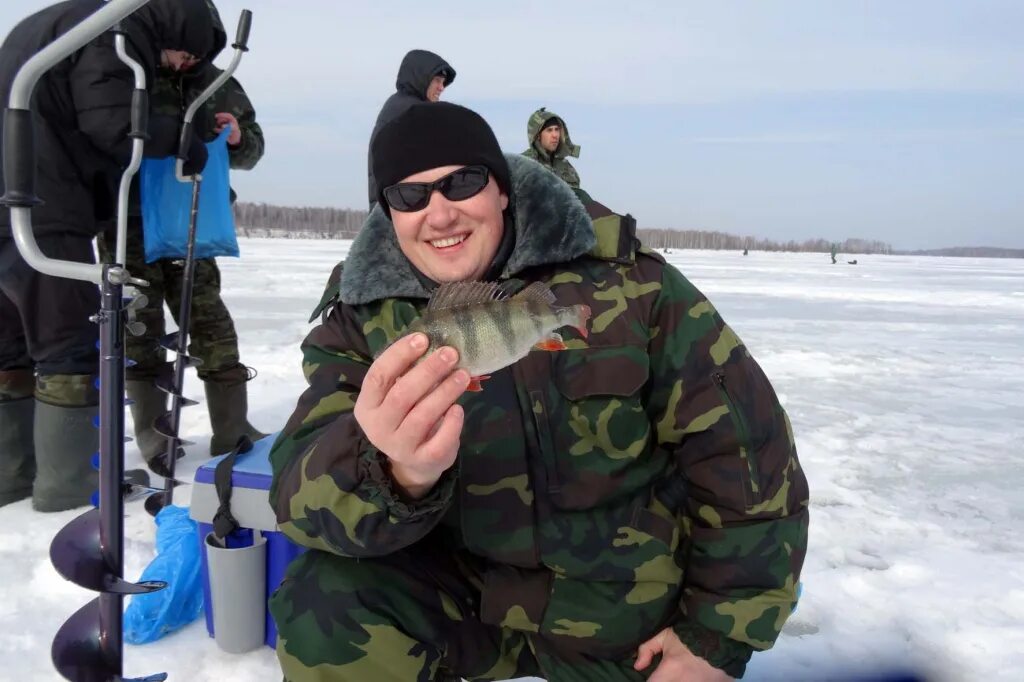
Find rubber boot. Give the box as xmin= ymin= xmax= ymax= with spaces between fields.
xmin=125 ymin=379 xmax=173 ymax=476
xmin=203 ymin=364 xmax=267 ymax=456
xmin=0 ymin=397 xmax=35 ymax=506
xmin=32 ymin=401 xmax=98 ymax=512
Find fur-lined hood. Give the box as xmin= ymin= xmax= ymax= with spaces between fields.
xmin=340 ymin=154 xmax=596 ymax=305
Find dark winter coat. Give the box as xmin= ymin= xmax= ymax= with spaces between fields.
xmin=0 ymin=0 xmax=215 ymax=238
xmin=366 ymin=49 xmax=455 ymax=206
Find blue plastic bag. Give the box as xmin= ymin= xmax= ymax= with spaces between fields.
xmin=139 ymin=128 xmax=239 ymax=263
xmin=124 ymin=504 xmax=204 ymax=644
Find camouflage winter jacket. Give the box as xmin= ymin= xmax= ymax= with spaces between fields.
xmin=152 ymin=0 xmax=264 ymax=173
xmin=522 ymin=107 xmax=581 ymax=189
xmin=150 ymin=62 xmax=264 ymax=171
xmin=122 ymin=63 xmax=263 ymax=218
xmin=269 ymin=155 xmax=809 ymax=677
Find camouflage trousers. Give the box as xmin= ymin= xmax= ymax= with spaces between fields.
xmin=269 ymin=544 xmax=659 ymax=682
xmin=97 ymin=219 xmax=240 ymax=381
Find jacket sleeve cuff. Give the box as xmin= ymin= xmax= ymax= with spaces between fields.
xmin=673 ymin=620 xmax=753 ymax=678
xmin=357 ymin=447 xmax=456 ymax=521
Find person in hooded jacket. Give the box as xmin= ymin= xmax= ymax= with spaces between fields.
xmin=366 ymin=49 xmax=455 ymax=208
xmin=522 ymin=107 xmax=583 ymax=192
xmin=95 ymin=0 xmax=267 ymax=477
xmin=0 ymin=0 xmax=215 ymax=512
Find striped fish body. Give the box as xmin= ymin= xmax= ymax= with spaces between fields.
xmin=408 ymin=281 xmax=591 ymax=389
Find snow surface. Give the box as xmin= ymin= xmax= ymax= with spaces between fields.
xmin=1 ymin=239 xmax=1021 ymax=681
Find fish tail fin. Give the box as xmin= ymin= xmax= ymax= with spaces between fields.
xmin=573 ymin=304 xmax=591 ymax=338
xmin=467 ymin=375 xmax=491 ymax=392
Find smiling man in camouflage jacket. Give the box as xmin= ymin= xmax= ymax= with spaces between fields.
xmin=268 ymin=102 xmax=809 ymax=681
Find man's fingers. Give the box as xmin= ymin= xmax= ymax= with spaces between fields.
xmin=418 ymin=403 xmax=464 ymax=465
xmin=361 ymin=333 xmax=429 ymax=409
xmin=399 ymin=368 xmax=469 ymax=445
xmin=633 ymin=629 xmax=667 ymax=671
xmin=634 ymin=642 xmax=658 ymax=671
xmin=381 ymin=344 xmax=458 ymax=416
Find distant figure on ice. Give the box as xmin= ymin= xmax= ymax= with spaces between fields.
xmin=268 ymin=102 xmax=809 ymax=681
xmin=96 ymin=0 xmax=267 ymax=476
xmin=830 ymin=243 xmax=838 ymax=264
xmin=743 ymin=248 xmax=749 ymax=256
xmin=0 ymin=0 xmax=215 ymax=511
xmin=367 ymin=49 xmax=455 ymax=209
xmin=523 ymin=107 xmax=591 ymax=201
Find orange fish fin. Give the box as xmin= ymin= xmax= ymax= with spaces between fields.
xmin=534 ymin=334 xmax=567 ymax=351
xmin=467 ymin=375 xmax=491 ymax=392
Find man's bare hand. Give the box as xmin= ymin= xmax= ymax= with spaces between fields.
xmin=634 ymin=627 xmax=733 ymax=682
xmin=353 ymin=333 xmax=468 ymax=499
xmin=214 ymin=112 xmax=242 ymax=146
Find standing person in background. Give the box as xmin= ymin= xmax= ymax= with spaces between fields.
xmin=367 ymin=49 xmax=455 ymax=209
xmin=523 ymin=107 xmax=584 ymax=194
xmin=0 ymin=0 xmax=215 ymax=511
xmin=96 ymin=0 xmax=267 ymax=476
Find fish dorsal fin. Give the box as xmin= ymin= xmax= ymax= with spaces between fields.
xmin=427 ymin=281 xmax=509 ymax=311
xmin=513 ymin=281 xmax=556 ymax=305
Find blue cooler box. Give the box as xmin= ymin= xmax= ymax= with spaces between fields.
xmin=189 ymin=432 xmax=305 ymax=649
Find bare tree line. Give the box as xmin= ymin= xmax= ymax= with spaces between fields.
xmin=895 ymin=246 xmax=1024 ymax=258
xmin=233 ymin=202 xmax=896 ymax=255
xmin=234 ymin=202 xmax=367 ymax=239
xmin=638 ymin=228 xmax=893 ymax=255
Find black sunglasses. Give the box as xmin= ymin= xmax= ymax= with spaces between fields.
xmin=383 ymin=165 xmax=491 ymax=213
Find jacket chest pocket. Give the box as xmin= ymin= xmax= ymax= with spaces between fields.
xmin=536 ymin=346 xmax=653 ymax=510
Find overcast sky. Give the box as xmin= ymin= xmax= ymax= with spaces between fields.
xmin=3 ymin=0 xmax=1022 ymax=249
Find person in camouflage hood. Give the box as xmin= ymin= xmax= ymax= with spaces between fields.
xmin=96 ymin=0 xmax=267 ymax=475
xmin=268 ymin=102 xmax=808 ymax=681
xmin=523 ymin=107 xmax=582 ymax=191
xmin=367 ymin=49 xmax=455 ymax=208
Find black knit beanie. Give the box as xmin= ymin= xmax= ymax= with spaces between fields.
xmin=371 ymin=102 xmax=511 ymax=214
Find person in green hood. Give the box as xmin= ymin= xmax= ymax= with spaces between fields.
xmin=522 ymin=107 xmax=582 ymax=190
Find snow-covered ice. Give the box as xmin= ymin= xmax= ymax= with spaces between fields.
xmin=1 ymin=239 xmax=1021 ymax=681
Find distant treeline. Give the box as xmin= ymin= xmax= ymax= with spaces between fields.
xmin=234 ymin=202 xmax=366 ymax=239
xmin=233 ymin=202 xmax=1018 ymax=258
xmin=636 ymin=229 xmax=893 ymax=255
xmin=894 ymin=246 xmax=1024 ymax=259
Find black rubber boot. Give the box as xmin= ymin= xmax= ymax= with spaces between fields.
xmin=126 ymin=379 xmax=168 ymax=465
xmin=203 ymin=364 xmax=267 ymax=456
xmin=0 ymin=397 xmax=35 ymax=506
xmin=32 ymin=401 xmax=98 ymax=512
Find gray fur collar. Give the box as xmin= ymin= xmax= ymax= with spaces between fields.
xmin=339 ymin=154 xmax=595 ymax=305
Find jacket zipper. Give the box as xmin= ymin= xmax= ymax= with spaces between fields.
xmin=712 ymin=370 xmax=761 ymax=502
